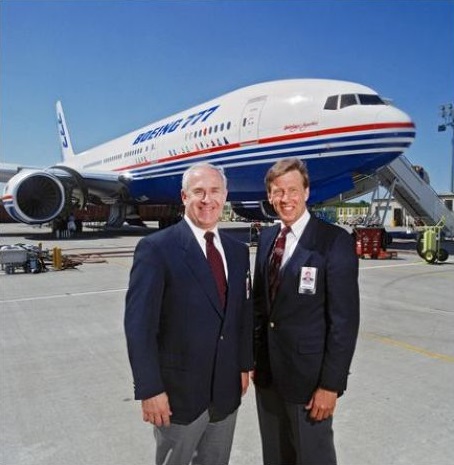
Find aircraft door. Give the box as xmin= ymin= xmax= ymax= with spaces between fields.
xmin=239 ymin=97 xmax=266 ymax=144
xmin=393 ymin=207 xmax=403 ymax=227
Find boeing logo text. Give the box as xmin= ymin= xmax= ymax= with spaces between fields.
xmin=133 ymin=105 xmax=220 ymax=145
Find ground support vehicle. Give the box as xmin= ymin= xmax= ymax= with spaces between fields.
xmin=416 ymin=218 xmax=449 ymax=264
xmin=0 ymin=244 xmax=47 ymax=274
xmin=353 ymin=227 xmax=397 ymax=260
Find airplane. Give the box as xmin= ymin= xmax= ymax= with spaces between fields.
xmin=0 ymin=79 xmax=415 ymax=227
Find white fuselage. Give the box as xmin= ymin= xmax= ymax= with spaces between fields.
xmin=2 ymin=79 xmax=415 ymax=224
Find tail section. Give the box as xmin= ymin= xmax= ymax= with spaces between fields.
xmin=56 ymin=101 xmax=75 ymax=161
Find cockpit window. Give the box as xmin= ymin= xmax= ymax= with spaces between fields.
xmin=324 ymin=95 xmax=338 ymax=110
xmin=340 ymin=94 xmax=358 ymax=109
xmin=358 ymin=94 xmax=385 ymax=105
xmin=324 ymin=93 xmax=386 ymax=110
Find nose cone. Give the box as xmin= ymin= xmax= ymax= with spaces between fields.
xmin=375 ymin=105 xmax=416 ymax=150
xmin=376 ymin=104 xmax=414 ymax=126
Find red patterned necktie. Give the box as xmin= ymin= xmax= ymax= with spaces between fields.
xmin=268 ymin=227 xmax=291 ymax=302
xmin=204 ymin=231 xmax=227 ymax=309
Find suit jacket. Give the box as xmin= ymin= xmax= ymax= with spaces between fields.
xmin=124 ymin=219 xmax=253 ymax=424
xmin=253 ymin=215 xmax=359 ymax=404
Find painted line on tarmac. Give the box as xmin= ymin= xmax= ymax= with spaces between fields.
xmin=1 ymin=288 xmax=128 ymax=304
xmin=363 ymin=331 xmax=454 ymax=363
xmin=360 ymin=262 xmax=424 ymax=270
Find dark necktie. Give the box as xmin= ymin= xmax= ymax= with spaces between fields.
xmin=268 ymin=227 xmax=291 ymax=302
xmin=204 ymin=231 xmax=227 ymax=309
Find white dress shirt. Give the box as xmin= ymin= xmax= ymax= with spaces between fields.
xmin=184 ymin=215 xmax=228 ymax=279
xmin=281 ymin=209 xmax=311 ymax=268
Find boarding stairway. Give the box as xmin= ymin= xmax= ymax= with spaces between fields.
xmin=327 ymin=155 xmax=454 ymax=236
xmin=376 ymin=155 xmax=454 ymax=236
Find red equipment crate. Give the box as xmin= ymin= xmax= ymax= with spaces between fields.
xmin=354 ymin=227 xmax=397 ymax=259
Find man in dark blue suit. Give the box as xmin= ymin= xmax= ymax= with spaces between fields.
xmin=253 ymin=158 xmax=360 ymax=465
xmin=125 ymin=163 xmax=253 ymax=465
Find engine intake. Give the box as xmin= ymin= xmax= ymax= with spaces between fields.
xmin=2 ymin=170 xmax=66 ymax=224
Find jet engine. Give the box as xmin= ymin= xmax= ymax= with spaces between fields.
xmin=231 ymin=201 xmax=278 ymax=221
xmin=2 ymin=170 xmax=66 ymax=224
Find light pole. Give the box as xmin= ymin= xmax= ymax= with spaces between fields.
xmin=438 ymin=103 xmax=454 ymax=193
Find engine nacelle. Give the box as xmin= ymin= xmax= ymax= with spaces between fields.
xmin=231 ymin=201 xmax=278 ymax=221
xmin=2 ymin=170 xmax=66 ymax=224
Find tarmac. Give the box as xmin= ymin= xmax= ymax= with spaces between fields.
xmin=1 ymin=222 xmax=454 ymax=465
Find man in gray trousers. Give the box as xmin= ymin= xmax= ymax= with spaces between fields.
xmin=125 ymin=163 xmax=253 ymax=465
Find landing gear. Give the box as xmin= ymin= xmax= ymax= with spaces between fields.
xmin=158 ymin=215 xmax=181 ymax=229
xmin=158 ymin=204 xmax=183 ymax=229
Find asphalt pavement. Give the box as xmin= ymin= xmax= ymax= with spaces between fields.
xmin=1 ymin=222 xmax=453 ymax=465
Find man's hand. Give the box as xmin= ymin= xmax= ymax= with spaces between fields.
xmin=141 ymin=392 xmax=172 ymax=427
xmin=305 ymin=388 xmax=337 ymax=421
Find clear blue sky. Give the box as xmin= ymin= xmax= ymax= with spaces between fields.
xmin=1 ymin=0 xmax=453 ymax=192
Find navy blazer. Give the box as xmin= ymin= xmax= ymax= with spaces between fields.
xmin=125 ymin=219 xmax=253 ymax=424
xmin=253 ymin=215 xmax=360 ymax=404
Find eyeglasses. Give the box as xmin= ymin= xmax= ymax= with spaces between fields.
xmin=269 ymin=187 xmax=304 ymax=199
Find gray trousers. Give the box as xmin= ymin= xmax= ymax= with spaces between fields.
xmin=154 ymin=408 xmax=238 ymax=465
xmin=256 ymin=385 xmax=337 ymax=465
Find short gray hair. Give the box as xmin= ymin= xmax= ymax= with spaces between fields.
xmin=181 ymin=163 xmax=227 ymax=191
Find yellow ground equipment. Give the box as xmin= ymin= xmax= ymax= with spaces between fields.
xmin=416 ymin=217 xmax=449 ymax=264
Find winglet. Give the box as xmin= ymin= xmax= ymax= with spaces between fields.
xmin=56 ymin=101 xmax=75 ymax=160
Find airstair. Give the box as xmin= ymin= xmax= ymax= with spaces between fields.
xmin=376 ymin=155 xmax=454 ymax=236
xmin=325 ymin=155 xmax=454 ymax=236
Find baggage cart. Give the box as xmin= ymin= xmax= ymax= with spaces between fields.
xmin=0 ymin=245 xmax=44 ymax=274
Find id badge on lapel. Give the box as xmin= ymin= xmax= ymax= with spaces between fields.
xmin=298 ymin=266 xmax=317 ymax=294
